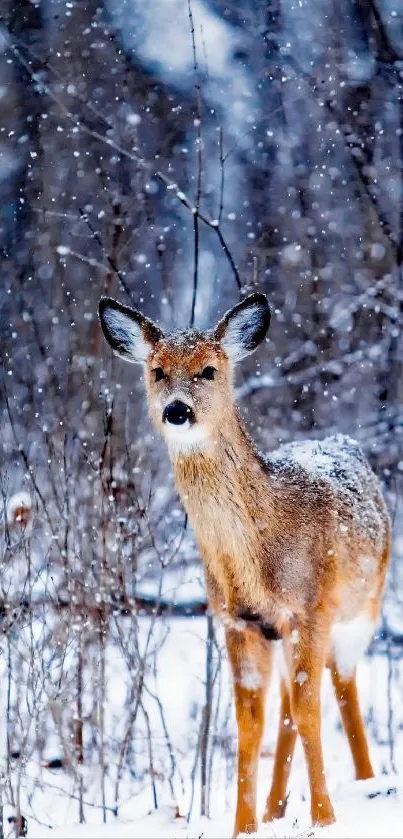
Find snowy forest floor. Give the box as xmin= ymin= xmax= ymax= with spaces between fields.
xmin=13 ymin=608 xmax=403 ymax=839
xmin=34 ymin=776 xmax=403 ymax=838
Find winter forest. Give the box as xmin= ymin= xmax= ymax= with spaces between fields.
xmin=0 ymin=0 xmax=403 ymax=836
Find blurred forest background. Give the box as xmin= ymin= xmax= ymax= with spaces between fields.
xmin=0 ymin=0 xmax=403 ymax=835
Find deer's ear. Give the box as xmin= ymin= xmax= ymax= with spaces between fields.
xmin=213 ymin=293 xmax=271 ymax=362
xmin=98 ymin=297 xmax=163 ymax=363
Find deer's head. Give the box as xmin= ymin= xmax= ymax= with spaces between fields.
xmin=99 ymin=293 xmax=270 ymax=455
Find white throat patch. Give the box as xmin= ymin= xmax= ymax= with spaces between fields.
xmin=164 ymin=421 xmax=209 ymax=455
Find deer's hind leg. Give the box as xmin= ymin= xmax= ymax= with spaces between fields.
xmin=330 ymin=662 xmax=374 ymax=780
xmin=226 ymin=626 xmax=273 ymax=837
xmin=288 ymin=614 xmax=336 ymax=827
xmin=263 ymin=676 xmax=297 ymax=822
xmin=329 ymin=606 xmax=378 ymax=780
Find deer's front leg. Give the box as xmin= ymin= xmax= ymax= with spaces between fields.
xmin=226 ymin=626 xmax=273 ymax=837
xmin=287 ymin=615 xmax=336 ymax=827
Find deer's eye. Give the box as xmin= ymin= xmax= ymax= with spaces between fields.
xmin=153 ymin=367 xmax=166 ymax=383
xmin=201 ymin=366 xmax=215 ymax=381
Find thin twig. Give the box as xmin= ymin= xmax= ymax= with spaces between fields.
xmin=78 ymin=209 xmax=133 ymax=302
xmin=191 ymin=213 xmax=200 ymax=327
xmin=200 ymin=613 xmax=214 ymax=817
xmin=215 ymin=226 xmax=242 ymax=291
xmin=188 ymin=0 xmax=202 ymax=326
xmin=218 ymin=127 xmax=225 ymax=225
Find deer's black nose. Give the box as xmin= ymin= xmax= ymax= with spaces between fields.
xmin=163 ymin=400 xmax=194 ymax=426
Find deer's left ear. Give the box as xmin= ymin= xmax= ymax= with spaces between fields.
xmin=98 ymin=297 xmax=163 ymax=363
xmin=213 ymin=293 xmax=271 ymax=362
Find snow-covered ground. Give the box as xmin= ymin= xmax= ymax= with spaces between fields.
xmin=31 ymin=776 xmax=403 ymax=838
xmin=4 ymin=530 xmax=403 ymax=838
xmin=5 ymin=607 xmax=400 ymax=839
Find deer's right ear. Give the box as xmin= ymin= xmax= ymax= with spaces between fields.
xmin=98 ymin=297 xmax=163 ymax=363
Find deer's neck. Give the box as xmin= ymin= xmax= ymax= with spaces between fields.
xmin=173 ymin=410 xmax=261 ymax=490
xmin=173 ymin=409 xmax=274 ymax=545
xmin=171 ymin=410 xmax=278 ymax=611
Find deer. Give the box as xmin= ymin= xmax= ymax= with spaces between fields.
xmin=98 ymin=292 xmax=391 ymax=836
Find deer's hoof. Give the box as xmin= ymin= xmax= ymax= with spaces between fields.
xmin=233 ymin=812 xmax=258 ymax=836
xmin=312 ymin=799 xmax=336 ymax=827
xmin=262 ymin=798 xmax=287 ymax=822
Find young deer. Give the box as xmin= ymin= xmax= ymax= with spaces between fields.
xmin=99 ymin=293 xmax=391 ymax=836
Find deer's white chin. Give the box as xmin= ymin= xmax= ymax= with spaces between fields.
xmin=164 ymin=421 xmax=209 ymax=455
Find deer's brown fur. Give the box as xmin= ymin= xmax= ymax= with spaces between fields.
xmin=99 ymin=293 xmax=391 ymax=836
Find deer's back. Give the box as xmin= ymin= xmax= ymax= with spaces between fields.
xmin=263 ymin=434 xmax=390 ymax=619
xmin=266 ymin=433 xmax=388 ymax=549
